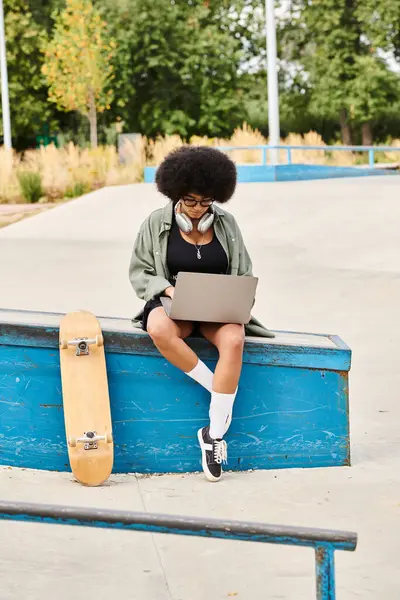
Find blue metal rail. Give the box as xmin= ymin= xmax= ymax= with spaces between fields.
xmin=217 ymin=144 xmax=399 ymax=167
xmin=0 ymin=500 xmax=357 ymax=600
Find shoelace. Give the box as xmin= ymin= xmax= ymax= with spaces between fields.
xmin=213 ymin=440 xmax=228 ymax=465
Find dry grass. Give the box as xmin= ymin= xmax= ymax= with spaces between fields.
xmin=384 ymin=139 xmax=400 ymax=163
xmin=146 ymin=134 xmax=184 ymax=166
xmin=283 ymin=132 xmax=326 ymax=164
xmin=0 ymin=148 xmax=20 ymax=202
xmin=0 ymin=137 xmax=145 ymax=203
xmin=227 ymin=123 xmax=266 ymax=164
xmin=1 ymin=126 xmax=399 ymax=203
xmin=106 ymin=136 xmax=146 ymax=185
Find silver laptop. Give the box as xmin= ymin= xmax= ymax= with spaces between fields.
xmin=160 ymin=272 xmax=258 ymax=324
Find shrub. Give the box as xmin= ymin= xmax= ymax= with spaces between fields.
xmin=64 ymin=181 xmax=91 ymax=198
xmin=17 ymin=171 xmax=43 ymax=203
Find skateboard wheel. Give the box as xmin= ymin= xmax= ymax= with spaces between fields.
xmin=60 ymin=339 xmax=68 ymax=350
xmin=105 ymin=431 xmax=113 ymax=444
xmin=96 ymin=334 xmax=104 ymax=347
xmin=68 ymin=436 xmax=77 ymax=447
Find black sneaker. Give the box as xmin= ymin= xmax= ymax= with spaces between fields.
xmin=197 ymin=426 xmax=227 ymax=482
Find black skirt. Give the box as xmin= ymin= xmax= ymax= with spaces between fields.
xmin=141 ymin=298 xmax=163 ymax=331
xmin=141 ymin=297 xmax=202 ymax=337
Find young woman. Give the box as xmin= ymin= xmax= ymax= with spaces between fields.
xmin=129 ymin=146 xmax=274 ymax=482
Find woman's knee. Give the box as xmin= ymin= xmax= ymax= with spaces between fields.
xmin=147 ymin=312 xmax=176 ymax=346
xmin=218 ymin=324 xmax=245 ymax=354
xmin=147 ymin=309 xmax=192 ymax=345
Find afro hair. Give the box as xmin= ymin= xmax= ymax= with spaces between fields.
xmin=155 ymin=145 xmax=237 ymax=204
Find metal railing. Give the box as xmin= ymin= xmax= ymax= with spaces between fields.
xmin=0 ymin=500 xmax=357 ymax=600
xmin=217 ymin=144 xmax=400 ymax=167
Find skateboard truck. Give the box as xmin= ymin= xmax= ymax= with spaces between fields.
xmin=60 ymin=335 xmax=104 ymax=356
xmin=68 ymin=430 xmax=113 ymax=450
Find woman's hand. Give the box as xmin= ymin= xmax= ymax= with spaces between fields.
xmin=164 ymin=286 xmax=175 ymax=299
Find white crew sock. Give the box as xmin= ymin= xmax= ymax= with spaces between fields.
xmin=209 ymin=388 xmax=238 ymax=439
xmin=185 ymin=359 xmax=214 ymax=392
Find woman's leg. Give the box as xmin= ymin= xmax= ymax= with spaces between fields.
xmin=147 ymin=307 xmax=195 ymax=370
xmin=146 ymin=307 xmax=214 ymax=391
xmin=199 ymin=322 xmax=245 ymax=439
xmin=196 ymin=323 xmax=245 ymax=481
xmin=199 ymin=323 xmax=245 ymax=393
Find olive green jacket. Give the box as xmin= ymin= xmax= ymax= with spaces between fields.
xmin=129 ymin=202 xmax=275 ymax=338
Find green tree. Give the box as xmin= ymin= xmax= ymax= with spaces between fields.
xmin=358 ymin=0 xmax=400 ymax=60
xmin=349 ymin=55 xmax=400 ymax=144
xmin=42 ymin=0 xmax=115 ymax=147
xmin=28 ymin=0 xmax=66 ymax=29
xmin=4 ymin=0 xmax=399 ymax=148
xmin=102 ymin=0 xmax=250 ymax=138
xmin=0 ymin=0 xmax=57 ymax=148
xmin=280 ymin=0 xmax=400 ymax=144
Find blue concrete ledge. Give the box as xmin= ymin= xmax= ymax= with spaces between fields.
xmin=0 ymin=310 xmax=351 ymax=474
xmin=144 ymin=163 xmax=398 ymax=184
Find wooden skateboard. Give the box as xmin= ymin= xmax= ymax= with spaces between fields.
xmin=59 ymin=310 xmax=113 ymax=486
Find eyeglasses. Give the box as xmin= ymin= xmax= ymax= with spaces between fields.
xmin=181 ymin=196 xmax=214 ymax=208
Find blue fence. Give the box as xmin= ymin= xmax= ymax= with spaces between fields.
xmin=144 ymin=144 xmax=399 ymax=184
xmin=216 ymin=144 xmax=400 ymax=167
xmin=0 ymin=500 xmax=357 ymax=600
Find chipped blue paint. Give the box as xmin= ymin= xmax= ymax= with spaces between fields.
xmin=0 ymin=327 xmax=351 ymax=371
xmin=0 ymin=500 xmax=358 ymax=550
xmin=316 ymin=546 xmax=336 ymax=600
xmin=0 ymin=500 xmax=357 ymax=600
xmin=0 ymin=312 xmax=351 ymax=473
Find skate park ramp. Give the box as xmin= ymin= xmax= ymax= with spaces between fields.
xmin=0 ymin=174 xmax=400 ymax=599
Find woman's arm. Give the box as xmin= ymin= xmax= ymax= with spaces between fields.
xmin=234 ymin=219 xmax=256 ymax=307
xmin=129 ymin=218 xmax=172 ymax=302
xmin=164 ymin=286 xmax=175 ymax=298
xmin=235 ymin=221 xmax=253 ymax=277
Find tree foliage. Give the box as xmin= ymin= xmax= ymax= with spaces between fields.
xmin=102 ymin=0 xmax=252 ymax=138
xmin=357 ymin=0 xmax=400 ymax=59
xmin=41 ymin=0 xmax=115 ymax=146
xmin=1 ymin=0 xmax=400 ymax=147
xmin=280 ymin=0 xmax=400 ymax=143
xmin=0 ymin=0 xmax=54 ymax=147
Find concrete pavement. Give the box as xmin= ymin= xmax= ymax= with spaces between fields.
xmin=1 ymin=175 xmax=400 ymax=598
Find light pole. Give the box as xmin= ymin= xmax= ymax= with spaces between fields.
xmin=0 ymin=0 xmax=12 ymax=149
xmin=265 ymin=0 xmax=280 ymax=164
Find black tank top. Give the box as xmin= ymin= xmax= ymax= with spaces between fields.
xmin=167 ymin=217 xmax=229 ymax=285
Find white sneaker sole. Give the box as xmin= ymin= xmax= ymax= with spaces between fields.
xmin=197 ymin=428 xmax=221 ymax=483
